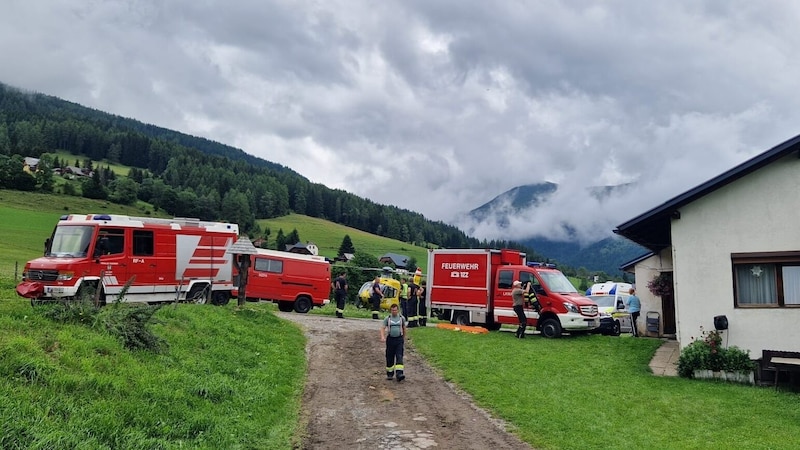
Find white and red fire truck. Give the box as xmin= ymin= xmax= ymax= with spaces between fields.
xmin=16 ymin=214 xmax=238 ymax=305
xmin=427 ymin=248 xmax=599 ymax=337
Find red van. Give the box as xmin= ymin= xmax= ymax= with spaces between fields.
xmin=234 ymin=248 xmax=331 ymax=313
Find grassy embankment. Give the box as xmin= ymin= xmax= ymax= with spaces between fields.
xmin=0 ymin=195 xmax=306 ymax=448
xmin=3 ymin=193 xmax=800 ymax=449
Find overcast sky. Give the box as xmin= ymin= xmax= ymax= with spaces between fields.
xmin=3 ymin=1 xmax=799 ymax=243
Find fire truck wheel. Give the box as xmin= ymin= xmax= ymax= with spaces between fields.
xmin=278 ymin=302 xmax=294 ymax=312
xmin=540 ymin=318 xmax=563 ymax=338
xmin=76 ymin=283 xmax=105 ymax=306
xmin=187 ymin=284 xmax=209 ymax=304
xmin=294 ymin=296 xmax=313 ymax=314
xmin=211 ymin=291 xmax=230 ymax=306
xmin=486 ymin=322 xmax=502 ymax=331
xmin=452 ymin=311 xmax=470 ymax=326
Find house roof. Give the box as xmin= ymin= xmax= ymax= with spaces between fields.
xmin=614 ymin=133 xmax=800 ymax=252
xmin=285 ymin=242 xmax=313 ymax=254
xmin=379 ymin=253 xmax=409 ymax=267
xmin=619 ymin=251 xmax=656 ymax=273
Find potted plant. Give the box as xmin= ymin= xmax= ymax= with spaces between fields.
xmin=676 ymin=327 xmax=755 ymax=384
xmin=647 ymin=272 xmax=673 ymax=297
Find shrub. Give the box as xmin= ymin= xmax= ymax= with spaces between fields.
xmin=677 ymin=327 xmax=755 ymax=378
xmin=40 ymin=291 xmax=100 ymax=326
xmin=677 ymin=340 xmax=710 ymax=378
xmin=723 ymin=346 xmax=756 ymax=373
xmin=96 ymin=303 xmax=166 ymax=352
xmin=40 ymin=280 xmax=165 ymax=352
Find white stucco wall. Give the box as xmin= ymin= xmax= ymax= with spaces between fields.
xmin=633 ymin=251 xmax=673 ymax=336
xmin=670 ymin=154 xmax=800 ymax=354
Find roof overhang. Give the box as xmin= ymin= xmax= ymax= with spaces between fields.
xmin=614 ymin=133 xmax=800 ymax=252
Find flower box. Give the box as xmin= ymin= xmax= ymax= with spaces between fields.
xmin=693 ymin=370 xmax=754 ymax=385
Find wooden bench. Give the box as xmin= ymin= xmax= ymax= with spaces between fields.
xmin=762 ymin=350 xmax=800 ymax=389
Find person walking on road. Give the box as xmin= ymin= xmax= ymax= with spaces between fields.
xmin=332 ymin=272 xmax=348 ymax=319
xmin=380 ymin=303 xmax=407 ymax=381
xmin=512 ymin=280 xmax=527 ymax=338
xmin=627 ymin=287 xmax=641 ymax=337
xmin=370 ymin=276 xmax=383 ymax=320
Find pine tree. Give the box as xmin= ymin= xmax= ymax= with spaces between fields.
xmin=286 ymin=228 xmax=300 ymax=246
xmin=338 ymin=234 xmax=355 ymax=256
xmin=275 ymin=229 xmax=286 ymax=251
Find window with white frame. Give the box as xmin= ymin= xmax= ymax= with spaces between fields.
xmin=732 ymin=252 xmax=800 ymax=307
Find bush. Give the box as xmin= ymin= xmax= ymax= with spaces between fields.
xmin=677 ymin=327 xmax=755 ymax=378
xmin=677 ymin=340 xmax=710 ymax=378
xmin=40 ymin=288 xmax=100 ymax=325
xmin=96 ymin=303 xmax=166 ymax=352
xmin=723 ymin=346 xmax=757 ymax=373
xmin=40 ymin=281 xmax=165 ymax=352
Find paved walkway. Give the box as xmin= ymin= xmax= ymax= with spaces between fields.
xmin=649 ymin=339 xmax=680 ymax=376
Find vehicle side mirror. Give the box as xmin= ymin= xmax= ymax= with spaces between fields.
xmin=93 ymin=237 xmax=109 ymax=259
xmin=44 ymin=237 xmax=51 ymax=255
xmin=534 ymin=286 xmax=545 ymax=295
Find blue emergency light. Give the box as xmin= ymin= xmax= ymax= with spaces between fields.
xmin=527 ymin=262 xmax=557 ymax=268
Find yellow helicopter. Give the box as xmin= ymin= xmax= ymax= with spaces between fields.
xmin=355 ymin=266 xmax=424 ymax=310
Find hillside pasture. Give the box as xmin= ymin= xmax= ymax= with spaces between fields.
xmin=258 ymin=213 xmax=430 ymax=272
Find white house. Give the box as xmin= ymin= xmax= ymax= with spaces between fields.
xmin=615 ymin=133 xmax=800 ymax=356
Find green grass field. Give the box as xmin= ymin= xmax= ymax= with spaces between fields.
xmin=49 ymin=150 xmax=133 ymax=177
xmin=411 ymin=328 xmax=800 ymax=449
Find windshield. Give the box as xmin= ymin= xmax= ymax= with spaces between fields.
xmin=589 ymin=295 xmax=616 ymax=307
xmin=47 ymin=225 xmax=94 ymax=258
xmin=358 ymin=282 xmax=372 ymax=296
xmin=539 ymin=271 xmax=579 ymax=293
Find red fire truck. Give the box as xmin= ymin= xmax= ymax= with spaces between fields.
xmin=427 ymin=248 xmax=599 ymax=337
xmin=16 ymin=214 xmax=238 ymax=305
xmin=232 ymin=248 xmax=331 ymax=313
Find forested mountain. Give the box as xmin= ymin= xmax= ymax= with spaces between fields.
xmin=0 ymin=82 xmax=545 ymax=260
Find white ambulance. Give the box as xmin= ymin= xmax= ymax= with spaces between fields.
xmin=586 ymin=281 xmax=633 ymax=336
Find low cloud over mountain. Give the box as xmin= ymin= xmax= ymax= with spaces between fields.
xmin=456 ymin=182 xmax=646 ymax=274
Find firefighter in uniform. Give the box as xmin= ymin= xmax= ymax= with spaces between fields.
xmin=512 ymin=280 xmax=527 ymax=338
xmin=417 ymin=279 xmax=427 ymax=326
xmin=370 ymin=276 xmax=383 ymax=320
xmin=525 ymin=279 xmax=540 ymax=313
xmin=407 ymin=279 xmax=419 ymax=327
xmin=399 ymin=278 xmax=409 ymax=320
xmin=380 ymin=303 xmax=407 ymax=381
xmin=332 ymin=271 xmax=348 ymax=318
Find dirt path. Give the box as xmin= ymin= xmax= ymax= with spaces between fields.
xmin=277 ymin=312 xmax=533 ymax=450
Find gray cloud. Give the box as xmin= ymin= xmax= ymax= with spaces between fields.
xmin=2 ymin=0 xmax=800 ymax=243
